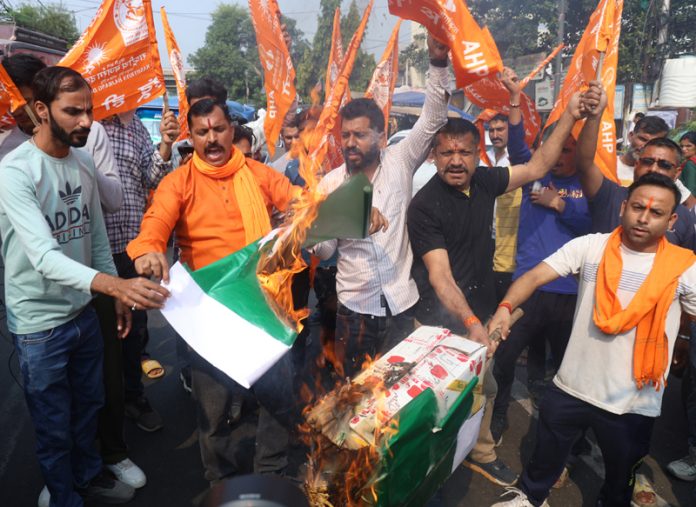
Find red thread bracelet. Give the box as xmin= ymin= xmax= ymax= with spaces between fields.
xmin=464 ymin=315 xmax=480 ymax=328
xmin=498 ymin=301 xmax=513 ymax=313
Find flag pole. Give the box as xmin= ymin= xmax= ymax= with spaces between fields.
xmin=162 ymin=90 xmax=170 ymax=114
xmin=595 ymin=52 xmax=606 ymax=81
xmin=23 ymin=105 xmax=39 ymax=128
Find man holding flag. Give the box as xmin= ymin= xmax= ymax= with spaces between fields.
xmin=126 ymin=98 xmax=301 ymax=481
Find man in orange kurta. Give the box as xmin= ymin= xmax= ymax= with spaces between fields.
xmin=127 ymin=98 xmax=300 ymax=481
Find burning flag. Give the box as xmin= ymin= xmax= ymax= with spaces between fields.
xmin=0 ymin=63 xmax=30 ymax=129
xmin=59 ymin=0 xmax=166 ymax=120
xmin=545 ymin=0 xmax=623 ymax=182
xmin=160 ymin=174 xmax=374 ymax=389
xmin=249 ymin=0 xmax=296 ymax=157
xmin=365 ymin=20 xmax=401 ymax=130
xmin=160 ymin=7 xmax=189 ymax=141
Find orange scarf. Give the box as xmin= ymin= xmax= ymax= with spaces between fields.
xmin=192 ymin=148 xmax=271 ymax=244
xmin=593 ymin=227 xmax=696 ymax=390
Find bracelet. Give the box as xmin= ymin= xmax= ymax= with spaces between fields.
xmin=464 ymin=315 xmax=480 ymax=328
xmin=678 ymin=333 xmax=691 ymax=341
xmin=498 ymin=301 xmax=513 ymax=313
xmin=509 ymin=103 xmax=520 ymax=108
xmin=430 ymin=58 xmax=448 ymax=68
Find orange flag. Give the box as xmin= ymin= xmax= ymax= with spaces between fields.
xmin=160 ymin=7 xmax=189 ymax=141
xmin=365 ymin=20 xmax=401 ymax=129
xmin=545 ymin=0 xmax=623 ymax=182
xmin=59 ymin=0 xmax=165 ymax=120
xmin=308 ymin=0 xmax=373 ymax=168
xmin=249 ymin=0 xmax=296 ymax=158
xmin=0 ymin=64 xmax=28 ymax=128
xmin=475 ymin=109 xmax=497 ymax=167
xmin=388 ymin=0 xmax=503 ymax=88
xmin=325 ymin=8 xmax=346 ymax=102
xmin=320 ymin=0 xmax=373 ymax=171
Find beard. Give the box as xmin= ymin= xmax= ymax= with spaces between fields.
xmin=49 ymin=112 xmax=90 ymax=148
xmin=343 ymin=143 xmax=381 ymax=173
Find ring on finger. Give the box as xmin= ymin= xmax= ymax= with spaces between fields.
xmin=132 ymin=303 xmax=137 ymax=311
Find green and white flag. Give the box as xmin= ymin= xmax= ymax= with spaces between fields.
xmin=160 ymin=173 xmax=374 ymax=388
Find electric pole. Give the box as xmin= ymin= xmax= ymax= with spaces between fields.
xmin=553 ymin=0 xmax=566 ymax=103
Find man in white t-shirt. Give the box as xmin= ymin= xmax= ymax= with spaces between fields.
xmin=488 ymin=172 xmax=696 ymax=507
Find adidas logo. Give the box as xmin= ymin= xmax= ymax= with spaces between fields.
xmin=59 ymin=182 xmax=82 ymax=206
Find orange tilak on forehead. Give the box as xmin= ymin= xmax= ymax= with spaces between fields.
xmin=646 ymin=197 xmax=654 ymax=212
xmin=207 ymin=118 xmax=212 ymax=129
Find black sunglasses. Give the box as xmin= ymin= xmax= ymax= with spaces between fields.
xmin=637 ymin=157 xmax=676 ymax=171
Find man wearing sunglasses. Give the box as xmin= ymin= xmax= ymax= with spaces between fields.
xmin=575 ymin=82 xmax=696 ymax=252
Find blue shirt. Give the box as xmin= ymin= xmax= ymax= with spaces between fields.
xmin=514 ymin=173 xmax=591 ymax=294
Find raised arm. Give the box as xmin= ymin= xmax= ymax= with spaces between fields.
xmin=389 ymin=34 xmax=450 ymax=174
xmin=499 ymin=68 xmax=532 ymax=165
xmin=575 ymin=81 xmax=608 ymax=199
xmin=422 ymin=249 xmax=492 ymax=353
xmin=505 ymin=92 xmax=585 ymax=192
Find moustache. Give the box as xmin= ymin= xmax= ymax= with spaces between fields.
xmin=343 ymin=148 xmax=362 ymax=156
xmin=72 ymin=127 xmax=91 ymax=137
xmin=205 ymin=143 xmax=224 ymax=153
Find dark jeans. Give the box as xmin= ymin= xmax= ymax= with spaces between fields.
xmin=113 ymin=252 xmax=149 ymax=402
xmin=520 ymin=384 xmax=653 ymax=507
xmin=335 ymin=302 xmax=416 ymax=378
xmin=492 ymin=290 xmax=576 ymax=423
xmin=190 ymin=349 xmax=294 ymax=482
xmin=92 ymin=294 xmax=127 ymax=464
xmin=290 ymin=268 xmax=311 ymax=384
xmin=14 ymin=306 xmax=104 ymax=507
xmin=493 ymin=271 xmax=513 ymax=303
xmin=686 ymin=323 xmax=696 ymax=449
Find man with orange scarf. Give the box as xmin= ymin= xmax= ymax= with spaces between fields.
xmin=486 ymin=171 xmax=696 ymax=507
xmin=126 ymin=98 xmax=301 ymax=481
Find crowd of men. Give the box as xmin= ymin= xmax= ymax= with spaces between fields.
xmin=3 ymin=28 xmax=696 ymax=507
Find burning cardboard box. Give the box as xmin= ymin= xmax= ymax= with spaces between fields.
xmin=304 ymin=326 xmax=487 ymax=507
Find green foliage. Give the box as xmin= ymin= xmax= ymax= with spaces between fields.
xmin=2 ymin=3 xmax=80 ymax=44
xmin=399 ymin=32 xmax=429 ymax=81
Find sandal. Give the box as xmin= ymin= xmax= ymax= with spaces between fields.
xmin=631 ymin=474 xmax=657 ymax=507
xmin=141 ymin=358 xmax=165 ymax=379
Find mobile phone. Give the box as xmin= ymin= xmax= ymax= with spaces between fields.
xmin=531 ymin=181 xmax=542 ymax=193
xmin=177 ymin=145 xmax=194 ymax=158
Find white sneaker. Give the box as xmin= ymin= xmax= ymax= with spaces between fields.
xmin=37 ymin=486 xmax=50 ymax=507
xmin=106 ymin=458 xmax=147 ymax=488
xmin=491 ymin=487 xmax=550 ymax=507
xmin=667 ymin=447 xmax=696 ymax=481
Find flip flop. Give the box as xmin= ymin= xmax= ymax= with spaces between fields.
xmin=141 ymin=358 xmax=165 ymax=379
xmin=631 ymin=474 xmax=657 ymax=507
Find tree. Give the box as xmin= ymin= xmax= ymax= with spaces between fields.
xmin=187 ymin=5 xmax=261 ymax=106
xmin=296 ymin=0 xmax=340 ymax=98
xmin=398 ymin=32 xmax=428 ymax=85
xmin=2 ymin=3 xmax=80 ymax=44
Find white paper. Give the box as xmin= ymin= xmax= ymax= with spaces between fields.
xmin=451 ymin=408 xmax=485 ymax=473
xmin=160 ymin=262 xmax=291 ymax=388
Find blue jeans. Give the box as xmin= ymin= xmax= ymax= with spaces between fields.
xmin=14 ymin=306 xmax=104 ymax=507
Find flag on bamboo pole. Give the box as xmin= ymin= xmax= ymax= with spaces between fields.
xmin=59 ymin=0 xmax=165 ymax=120
xmin=520 ymin=43 xmax=564 ymax=89
xmin=160 ymin=7 xmax=189 ymax=141
xmin=365 ymin=20 xmax=401 ymax=130
xmin=0 ymin=64 xmax=28 ymax=128
xmin=249 ymin=0 xmax=296 ymax=158
xmin=325 ymin=8 xmax=348 ymax=103
xmin=545 ymin=0 xmax=623 ymax=182
xmin=387 ymin=0 xmax=503 ymax=88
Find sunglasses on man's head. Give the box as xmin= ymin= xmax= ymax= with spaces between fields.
xmin=637 ymin=157 xmax=676 ymax=171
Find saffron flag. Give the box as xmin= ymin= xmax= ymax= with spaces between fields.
xmin=545 ymin=0 xmax=623 ymax=182
xmin=160 ymin=7 xmax=189 ymax=141
xmin=0 ymin=64 xmax=27 ymax=128
xmin=249 ymin=0 xmax=296 ymax=157
xmin=474 ymin=109 xmax=497 ymax=167
xmin=388 ymin=0 xmax=503 ymax=88
xmin=520 ymin=43 xmax=564 ymax=89
xmin=324 ymin=7 xmax=348 ymax=171
xmin=311 ymin=0 xmax=373 ymax=172
xmin=59 ymin=0 xmax=166 ymax=120
xmin=365 ymin=20 xmax=401 ymax=129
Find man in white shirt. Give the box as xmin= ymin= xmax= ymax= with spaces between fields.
xmin=311 ymin=33 xmax=449 ymax=377
xmin=488 ymin=173 xmax=696 ymax=507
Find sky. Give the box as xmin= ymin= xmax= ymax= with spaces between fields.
xmin=57 ymin=0 xmax=410 ymax=70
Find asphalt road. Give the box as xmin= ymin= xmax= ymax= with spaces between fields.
xmin=0 ymin=306 xmax=694 ymax=506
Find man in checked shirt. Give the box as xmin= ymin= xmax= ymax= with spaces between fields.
xmin=311 ymin=33 xmax=452 ymax=378
xmin=101 ymin=107 xmax=179 ymax=432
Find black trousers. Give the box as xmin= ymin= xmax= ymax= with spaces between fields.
xmin=520 ymin=384 xmax=654 ymax=507
xmin=492 ymin=290 xmax=576 ymax=422
xmin=92 ymin=294 xmax=127 ymax=464
xmin=112 ymin=252 xmax=149 ymax=402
